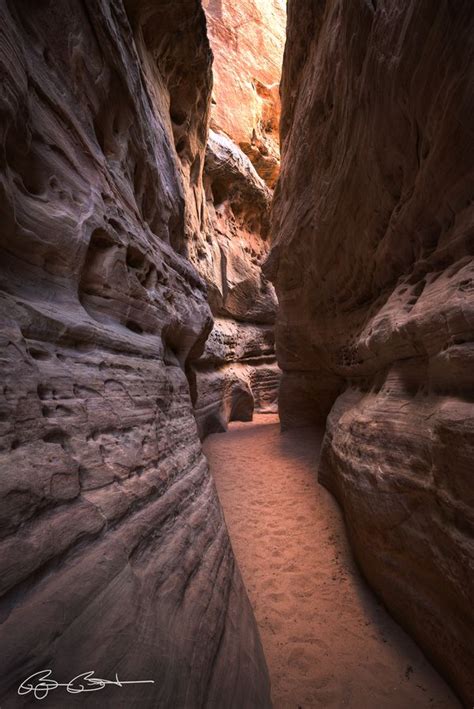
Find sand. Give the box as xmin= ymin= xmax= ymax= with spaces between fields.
xmin=203 ymin=415 xmax=460 ymax=709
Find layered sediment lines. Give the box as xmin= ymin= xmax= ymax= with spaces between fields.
xmin=0 ymin=1 xmax=270 ymax=705
xmin=202 ymin=0 xmax=285 ymax=188
xmin=269 ymin=1 xmax=474 ymax=703
xmin=192 ymin=0 xmax=285 ymax=438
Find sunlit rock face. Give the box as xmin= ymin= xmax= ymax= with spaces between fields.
xmin=191 ymin=0 xmax=285 ymax=438
xmin=0 ymin=1 xmax=271 ymax=706
xmin=202 ymin=0 xmax=285 ymax=189
xmin=269 ymin=0 xmax=474 ymax=703
xmin=192 ymin=130 xmax=280 ymax=437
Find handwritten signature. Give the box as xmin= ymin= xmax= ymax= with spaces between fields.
xmin=18 ymin=669 xmax=155 ymax=700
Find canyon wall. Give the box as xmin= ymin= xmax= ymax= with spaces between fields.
xmin=269 ymin=0 xmax=474 ymax=704
xmin=202 ymin=0 xmax=285 ymax=188
xmin=0 ymin=0 xmax=271 ymax=706
xmin=191 ymin=0 xmax=285 ymax=438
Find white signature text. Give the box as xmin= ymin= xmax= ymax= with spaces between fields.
xmin=18 ymin=669 xmax=155 ymax=700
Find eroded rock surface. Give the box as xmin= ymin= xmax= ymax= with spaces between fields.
xmin=0 ymin=1 xmax=270 ymax=706
xmin=189 ymin=0 xmax=285 ymax=439
xmin=269 ymin=0 xmax=474 ymax=703
xmin=192 ymin=130 xmax=280 ymax=436
xmin=202 ymin=0 xmax=285 ymax=188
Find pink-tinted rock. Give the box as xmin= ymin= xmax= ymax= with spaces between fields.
xmin=202 ymin=0 xmax=285 ymax=188
xmin=269 ymin=0 xmax=474 ymax=704
xmin=0 ymin=1 xmax=271 ymax=706
xmin=185 ymin=0 xmax=284 ymax=438
xmin=191 ymin=129 xmax=280 ymax=436
xmin=202 ymin=131 xmax=276 ymax=324
xmin=193 ymin=318 xmax=279 ymax=437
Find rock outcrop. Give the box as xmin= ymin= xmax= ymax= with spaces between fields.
xmin=0 ymin=1 xmax=271 ymax=706
xmin=190 ymin=0 xmax=286 ymax=437
xmin=191 ymin=0 xmax=285 ymax=438
xmin=202 ymin=0 xmax=285 ymax=188
xmin=192 ymin=130 xmax=280 ymax=437
xmin=269 ymin=0 xmax=474 ymax=704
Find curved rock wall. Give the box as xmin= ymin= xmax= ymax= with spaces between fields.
xmin=270 ymin=0 xmax=474 ymax=703
xmin=191 ymin=0 xmax=285 ymax=439
xmin=0 ymin=0 xmax=270 ymax=705
xmin=202 ymin=0 xmax=285 ymax=188
xmin=192 ymin=130 xmax=280 ymax=437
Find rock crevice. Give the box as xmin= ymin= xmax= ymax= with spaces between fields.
xmin=191 ymin=0 xmax=285 ymax=438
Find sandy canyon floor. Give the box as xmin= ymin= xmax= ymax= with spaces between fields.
xmin=203 ymin=415 xmax=460 ymax=708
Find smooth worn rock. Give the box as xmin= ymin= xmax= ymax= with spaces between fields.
xmin=0 ymin=1 xmax=271 ymax=706
xmin=193 ymin=318 xmax=279 ymax=437
xmin=202 ymin=131 xmax=276 ymax=324
xmin=202 ymin=0 xmax=285 ymax=188
xmin=187 ymin=0 xmax=284 ymax=437
xmin=191 ymin=125 xmax=280 ymax=436
xmin=270 ymin=0 xmax=474 ymax=704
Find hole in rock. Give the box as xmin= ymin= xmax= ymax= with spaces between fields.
xmin=125 ymin=319 xmax=144 ymax=335
xmin=126 ymin=244 xmax=146 ymax=269
xmin=28 ymin=347 xmax=50 ymax=361
xmin=43 ymin=429 xmax=68 ymax=446
xmin=175 ymin=136 xmax=188 ymax=156
xmin=170 ymin=107 xmax=187 ymax=126
xmin=210 ymin=178 xmax=228 ymax=207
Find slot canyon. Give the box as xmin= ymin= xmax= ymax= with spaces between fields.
xmin=0 ymin=0 xmax=472 ymax=708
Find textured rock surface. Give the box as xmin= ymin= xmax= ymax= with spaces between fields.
xmin=270 ymin=0 xmax=474 ymax=704
xmin=194 ymin=316 xmax=280 ymax=437
xmin=201 ymin=131 xmax=275 ymax=323
xmin=192 ymin=130 xmax=280 ymax=437
xmin=202 ymin=0 xmax=285 ymax=187
xmin=0 ymin=0 xmax=271 ymax=706
xmin=190 ymin=42 xmax=282 ymax=438
xmin=189 ymin=0 xmax=285 ymax=438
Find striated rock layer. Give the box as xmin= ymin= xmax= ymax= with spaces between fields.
xmin=269 ymin=0 xmax=474 ymax=704
xmin=0 ymin=0 xmax=271 ymax=706
xmin=202 ymin=0 xmax=286 ymax=188
xmin=191 ymin=0 xmax=285 ymax=439
xmin=192 ymin=130 xmax=280 ymax=437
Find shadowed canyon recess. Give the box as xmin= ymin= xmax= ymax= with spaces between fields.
xmin=0 ymin=0 xmax=472 ymax=707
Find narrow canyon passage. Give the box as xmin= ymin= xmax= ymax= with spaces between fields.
xmin=1 ymin=1 xmax=473 ymax=706
xmin=204 ymin=416 xmax=460 ymax=709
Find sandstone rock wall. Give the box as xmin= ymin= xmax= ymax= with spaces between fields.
xmin=202 ymin=0 xmax=286 ymax=188
xmin=0 ymin=0 xmax=270 ymax=705
xmin=269 ymin=0 xmax=474 ymax=703
xmin=192 ymin=0 xmax=285 ymax=438
xmin=192 ymin=130 xmax=280 ymax=437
